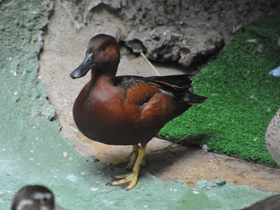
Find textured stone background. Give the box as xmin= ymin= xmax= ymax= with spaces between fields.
xmin=59 ymin=0 xmax=280 ymax=66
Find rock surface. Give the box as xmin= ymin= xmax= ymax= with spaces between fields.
xmin=58 ymin=0 xmax=280 ymax=66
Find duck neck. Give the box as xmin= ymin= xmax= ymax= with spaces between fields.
xmin=89 ymin=65 xmax=117 ymax=87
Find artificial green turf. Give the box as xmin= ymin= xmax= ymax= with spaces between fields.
xmin=159 ymin=13 xmax=280 ymax=166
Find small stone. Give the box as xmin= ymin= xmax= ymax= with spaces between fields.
xmin=90 ymin=187 xmax=98 ymax=191
xmin=178 ymin=52 xmax=192 ymax=67
xmin=202 ymin=144 xmax=208 ymax=152
xmin=215 ymin=179 xmax=226 ymax=186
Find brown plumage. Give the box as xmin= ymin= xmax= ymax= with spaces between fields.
xmin=70 ymin=34 xmax=207 ymax=190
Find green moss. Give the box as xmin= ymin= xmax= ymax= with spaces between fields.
xmin=159 ymin=13 xmax=280 ymax=166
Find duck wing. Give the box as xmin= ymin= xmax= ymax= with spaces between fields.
xmin=115 ymin=74 xmax=206 ymax=105
xmin=114 ymin=74 xmax=207 ymax=125
xmin=144 ymin=75 xmax=192 ymax=100
xmin=145 ymin=75 xmax=208 ymax=105
xmin=115 ymin=74 xmax=191 ymax=98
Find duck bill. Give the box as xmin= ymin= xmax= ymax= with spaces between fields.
xmin=70 ymin=52 xmax=95 ymax=79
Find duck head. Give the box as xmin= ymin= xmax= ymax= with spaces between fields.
xmin=70 ymin=34 xmax=120 ymax=79
xmin=11 ymin=185 xmax=56 ymax=210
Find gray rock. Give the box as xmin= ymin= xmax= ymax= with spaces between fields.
xmin=124 ymin=26 xmax=223 ymax=67
xmin=60 ymin=0 xmax=280 ymax=67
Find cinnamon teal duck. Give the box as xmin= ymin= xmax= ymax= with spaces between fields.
xmin=11 ymin=185 xmax=65 ymax=210
xmin=70 ymin=34 xmax=207 ymax=190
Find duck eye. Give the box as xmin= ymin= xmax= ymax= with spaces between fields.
xmin=42 ymin=196 xmax=48 ymax=203
xmin=100 ymin=45 xmax=107 ymax=51
xmin=99 ymin=42 xmax=111 ymax=52
xmin=33 ymin=192 xmax=52 ymax=205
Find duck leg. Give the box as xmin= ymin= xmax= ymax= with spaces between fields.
xmin=110 ymin=145 xmax=138 ymax=170
xmin=108 ymin=145 xmax=146 ymax=191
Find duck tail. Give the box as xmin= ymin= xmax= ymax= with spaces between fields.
xmin=184 ymin=92 xmax=207 ymax=105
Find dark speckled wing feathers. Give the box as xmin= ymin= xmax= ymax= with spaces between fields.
xmin=114 ymin=75 xmax=193 ymax=105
